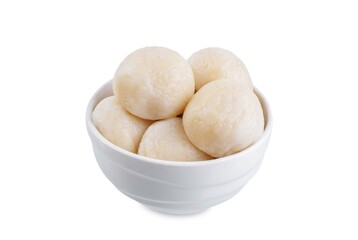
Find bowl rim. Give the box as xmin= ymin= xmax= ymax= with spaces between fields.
xmin=86 ymin=79 xmax=272 ymax=167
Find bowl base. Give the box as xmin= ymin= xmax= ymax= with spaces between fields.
xmin=144 ymin=204 xmax=207 ymax=215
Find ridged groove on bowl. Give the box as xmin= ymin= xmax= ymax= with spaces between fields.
xmin=143 ymin=189 xmax=242 ymax=215
xmin=94 ymin=143 xmax=262 ymax=204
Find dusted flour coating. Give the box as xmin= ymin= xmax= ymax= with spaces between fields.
xmin=92 ymin=96 xmax=152 ymax=153
xmin=113 ymin=47 xmax=195 ymax=120
xmin=188 ymin=47 xmax=253 ymax=91
xmin=138 ymin=117 xmax=212 ymax=162
xmin=183 ymin=79 xmax=264 ymax=158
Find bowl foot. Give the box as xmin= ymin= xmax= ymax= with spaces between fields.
xmin=144 ymin=205 xmax=207 ymax=215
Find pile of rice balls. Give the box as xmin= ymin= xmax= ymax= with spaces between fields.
xmin=92 ymin=47 xmax=264 ymax=162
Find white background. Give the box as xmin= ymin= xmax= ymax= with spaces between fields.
xmin=1 ymin=0 xmax=357 ymax=239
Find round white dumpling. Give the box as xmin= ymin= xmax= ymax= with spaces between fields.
xmin=183 ymin=79 xmax=264 ymax=158
xmin=113 ymin=47 xmax=195 ymax=120
xmin=138 ymin=117 xmax=212 ymax=162
xmin=92 ymin=96 xmax=152 ymax=153
xmin=188 ymin=47 xmax=253 ymax=91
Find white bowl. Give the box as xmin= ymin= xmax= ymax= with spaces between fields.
xmin=86 ymin=80 xmax=272 ymax=215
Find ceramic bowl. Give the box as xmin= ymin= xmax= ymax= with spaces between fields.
xmin=86 ymin=80 xmax=272 ymax=214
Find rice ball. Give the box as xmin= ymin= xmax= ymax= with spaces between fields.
xmin=92 ymin=96 xmax=152 ymax=153
xmin=138 ymin=117 xmax=212 ymax=162
xmin=183 ymin=79 xmax=264 ymax=158
xmin=188 ymin=47 xmax=253 ymax=91
xmin=113 ymin=47 xmax=195 ymax=120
